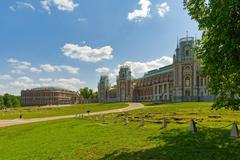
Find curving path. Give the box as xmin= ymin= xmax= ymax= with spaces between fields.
xmin=0 ymin=103 xmax=144 ymax=128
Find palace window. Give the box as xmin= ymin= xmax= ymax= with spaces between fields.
xmin=164 ymin=84 xmax=167 ymax=93
xmin=185 ymin=90 xmax=190 ymax=96
xmin=185 ymin=47 xmax=190 ymax=57
xmin=185 ymin=77 xmax=190 ymax=87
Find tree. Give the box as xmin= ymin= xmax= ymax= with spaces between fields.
xmin=2 ymin=94 xmax=21 ymax=108
xmin=3 ymin=94 xmax=12 ymax=107
xmin=91 ymin=91 xmax=98 ymax=99
xmin=79 ymin=87 xmax=94 ymax=99
xmin=184 ymin=0 xmax=240 ymax=110
xmin=0 ymin=96 xmax=4 ymax=109
xmin=12 ymin=96 xmax=21 ymax=107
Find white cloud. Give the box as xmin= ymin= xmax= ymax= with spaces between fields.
xmin=42 ymin=78 xmax=85 ymax=91
xmin=39 ymin=78 xmax=52 ymax=82
xmin=56 ymin=65 xmax=79 ymax=74
xmin=6 ymin=76 xmax=84 ymax=95
xmin=62 ymin=43 xmax=113 ymax=62
xmin=40 ymin=64 xmax=80 ymax=74
xmin=41 ymin=0 xmax=79 ymax=14
xmin=106 ymin=56 xmax=173 ymax=82
xmin=157 ymin=2 xmax=170 ymax=17
xmin=10 ymin=76 xmax=39 ymax=91
xmin=10 ymin=2 xmax=35 ymax=11
xmin=7 ymin=58 xmax=42 ymax=74
xmin=128 ymin=0 xmax=151 ymax=22
xmin=0 ymin=74 xmax=12 ymax=80
xmin=40 ymin=64 xmax=56 ymax=72
xmin=18 ymin=76 xmax=33 ymax=83
xmin=96 ymin=67 xmax=110 ymax=74
xmin=30 ymin=67 xmax=42 ymax=73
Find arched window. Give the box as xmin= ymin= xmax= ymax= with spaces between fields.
xmin=185 ymin=47 xmax=190 ymax=57
xmin=185 ymin=90 xmax=190 ymax=96
xmin=185 ymin=50 xmax=189 ymax=56
xmin=185 ymin=77 xmax=190 ymax=87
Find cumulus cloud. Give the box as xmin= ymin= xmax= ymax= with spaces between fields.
xmin=40 ymin=64 xmax=80 ymax=74
xmin=18 ymin=76 xmax=34 ymax=83
xmin=8 ymin=76 xmax=85 ymax=95
xmin=128 ymin=0 xmax=151 ymax=22
xmin=157 ymin=2 xmax=170 ymax=17
xmin=106 ymin=56 xmax=173 ymax=83
xmin=9 ymin=2 xmax=35 ymax=11
xmin=96 ymin=67 xmax=110 ymax=75
xmin=0 ymin=74 xmax=12 ymax=80
xmin=40 ymin=64 xmax=56 ymax=72
xmin=39 ymin=78 xmax=52 ymax=82
xmin=62 ymin=43 xmax=113 ymax=62
xmin=30 ymin=67 xmax=42 ymax=73
xmin=7 ymin=58 xmax=43 ymax=74
xmin=41 ymin=0 xmax=79 ymax=14
xmin=42 ymin=78 xmax=85 ymax=91
xmin=10 ymin=76 xmax=38 ymax=90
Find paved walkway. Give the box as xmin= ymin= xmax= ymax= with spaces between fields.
xmin=0 ymin=103 xmax=144 ymax=128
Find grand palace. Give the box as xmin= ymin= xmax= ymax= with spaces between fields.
xmin=98 ymin=36 xmax=213 ymax=103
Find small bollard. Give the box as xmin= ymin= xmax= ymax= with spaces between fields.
xmin=139 ymin=119 xmax=144 ymax=126
xmin=125 ymin=116 xmax=129 ymax=125
xmin=230 ymin=122 xmax=239 ymax=138
xmin=113 ymin=116 xmax=119 ymax=124
xmin=95 ymin=116 xmax=99 ymax=121
xmin=189 ymin=119 xmax=197 ymax=134
xmin=102 ymin=115 xmax=105 ymax=122
xmin=162 ymin=119 xmax=167 ymax=128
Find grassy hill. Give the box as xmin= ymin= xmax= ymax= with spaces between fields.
xmin=0 ymin=103 xmax=128 ymax=120
xmin=0 ymin=102 xmax=240 ymax=160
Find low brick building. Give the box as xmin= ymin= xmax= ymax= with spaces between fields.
xmin=21 ymin=87 xmax=78 ymax=106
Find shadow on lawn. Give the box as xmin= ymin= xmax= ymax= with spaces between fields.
xmin=98 ymin=128 xmax=240 ymax=160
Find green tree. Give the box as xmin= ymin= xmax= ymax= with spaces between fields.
xmin=91 ymin=91 xmax=98 ymax=99
xmin=0 ymin=96 xmax=4 ymax=109
xmin=12 ymin=96 xmax=21 ymax=107
xmin=3 ymin=94 xmax=12 ymax=108
xmin=184 ymin=0 xmax=240 ymax=110
xmin=79 ymin=87 xmax=94 ymax=99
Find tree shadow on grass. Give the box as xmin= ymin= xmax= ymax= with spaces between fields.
xmin=98 ymin=128 xmax=240 ymax=160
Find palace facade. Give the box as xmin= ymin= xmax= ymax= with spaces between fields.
xmin=98 ymin=36 xmax=213 ymax=103
xmin=21 ymin=87 xmax=78 ymax=106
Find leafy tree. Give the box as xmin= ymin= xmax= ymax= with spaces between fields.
xmin=91 ymin=91 xmax=98 ymax=99
xmin=184 ymin=0 xmax=240 ymax=110
xmin=12 ymin=96 xmax=21 ymax=107
xmin=3 ymin=94 xmax=13 ymax=107
xmin=0 ymin=96 xmax=4 ymax=109
xmin=2 ymin=94 xmax=21 ymax=108
xmin=79 ymin=87 xmax=94 ymax=99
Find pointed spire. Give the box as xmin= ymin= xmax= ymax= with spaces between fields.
xmin=177 ymin=36 xmax=179 ymax=48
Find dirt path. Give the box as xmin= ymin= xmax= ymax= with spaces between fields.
xmin=0 ymin=103 xmax=144 ymax=128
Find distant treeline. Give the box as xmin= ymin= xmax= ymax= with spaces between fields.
xmin=0 ymin=94 xmax=21 ymax=109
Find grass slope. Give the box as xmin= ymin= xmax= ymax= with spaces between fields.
xmin=0 ymin=103 xmax=128 ymax=120
xmin=0 ymin=102 xmax=239 ymax=160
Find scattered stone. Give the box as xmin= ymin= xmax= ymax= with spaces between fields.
xmin=125 ymin=116 xmax=129 ymax=125
xmin=139 ymin=119 xmax=144 ymax=126
xmin=230 ymin=123 xmax=239 ymax=138
xmin=162 ymin=119 xmax=167 ymax=128
xmin=189 ymin=119 xmax=197 ymax=134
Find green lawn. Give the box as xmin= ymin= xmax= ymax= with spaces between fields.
xmin=0 ymin=102 xmax=240 ymax=160
xmin=0 ymin=103 xmax=128 ymax=120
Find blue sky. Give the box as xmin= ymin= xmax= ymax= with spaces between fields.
xmin=0 ymin=0 xmax=201 ymax=95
